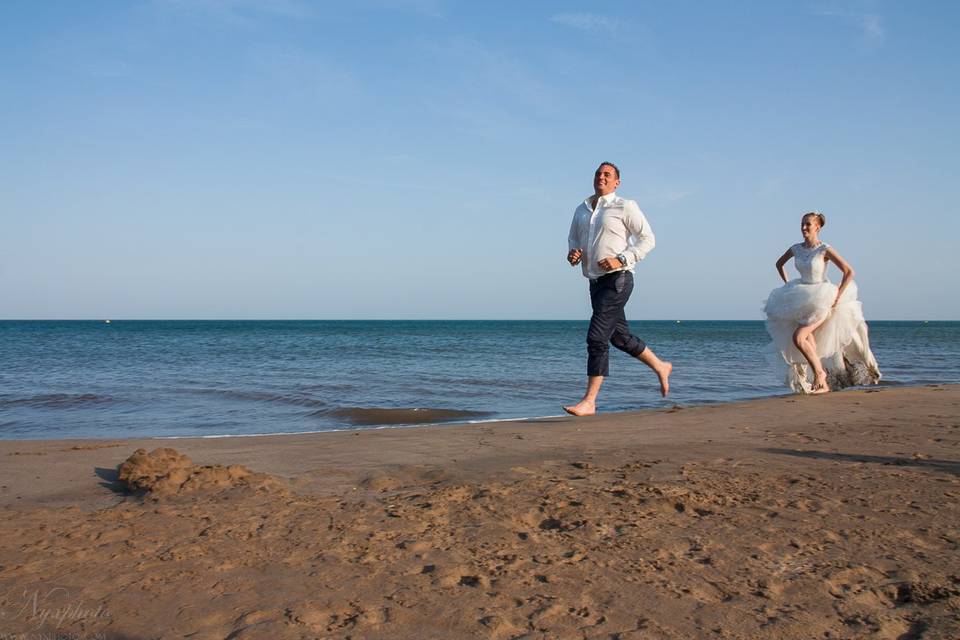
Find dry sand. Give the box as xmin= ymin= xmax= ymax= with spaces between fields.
xmin=0 ymin=385 xmax=958 ymax=639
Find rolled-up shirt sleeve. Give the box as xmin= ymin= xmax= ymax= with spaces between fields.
xmin=623 ymin=201 xmax=655 ymax=266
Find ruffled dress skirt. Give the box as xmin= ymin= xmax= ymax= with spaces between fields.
xmin=763 ymin=279 xmax=881 ymax=393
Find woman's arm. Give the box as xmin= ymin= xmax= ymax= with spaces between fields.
xmin=825 ymin=246 xmax=855 ymax=307
xmin=775 ymin=248 xmax=793 ymax=283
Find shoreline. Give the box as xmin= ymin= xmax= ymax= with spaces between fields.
xmin=0 ymin=384 xmax=955 ymax=508
xmin=0 ymin=380 xmax=931 ymax=443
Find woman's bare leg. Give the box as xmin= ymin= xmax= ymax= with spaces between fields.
xmin=793 ymin=317 xmax=829 ymax=393
xmin=805 ymin=332 xmax=828 ymax=391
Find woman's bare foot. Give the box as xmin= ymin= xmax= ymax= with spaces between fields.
xmin=810 ymin=373 xmax=830 ymax=394
xmin=562 ymin=400 xmax=596 ymax=416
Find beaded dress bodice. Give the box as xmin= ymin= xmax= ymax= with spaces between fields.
xmin=792 ymin=243 xmax=829 ymax=284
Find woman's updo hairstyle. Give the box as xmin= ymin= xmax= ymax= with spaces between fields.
xmin=803 ymin=211 xmax=826 ymax=228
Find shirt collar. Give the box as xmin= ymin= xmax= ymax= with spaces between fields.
xmin=598 ymin=191 xmax=618 ymax=205
xmin=586 ymin=192 xmax=618 ymax=208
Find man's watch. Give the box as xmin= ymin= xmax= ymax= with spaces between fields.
xmin=616 ymin=254 xmax=627 ymax=267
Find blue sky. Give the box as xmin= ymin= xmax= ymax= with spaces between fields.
xmin=1 ymin=0 xmax=957 ymax=319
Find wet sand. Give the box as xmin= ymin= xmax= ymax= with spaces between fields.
xmin=1 ymin=385 xmax=958 ymax=639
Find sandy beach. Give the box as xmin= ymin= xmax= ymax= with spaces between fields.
xmin=1 ymin=384 xmax=958 ymax=639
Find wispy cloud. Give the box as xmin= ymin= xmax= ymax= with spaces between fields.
xmin=368 ymin=0 xmax=446 ymax=19
xmin=154 ymin=0 xmax=315 ymax=26
xmin=860 ymin=14 xmax=885 ymax=43
xmin=638 ymin=187 xmax=695 ymax=207
xmin=83 ymin=58 xmax=134 ymax=79
xmin=812 ymin=4 xmax=886 ymax=48
xmin=755 ymin=176 xmax=786 ymax=199
xmin=246 ymin=44 xmax=361 ymax=100
xmin=549 ymin=13 xmax=620 ymax=35
xmin=415 ymin=37 xmax=562 ymax=137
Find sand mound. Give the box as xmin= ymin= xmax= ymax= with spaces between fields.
xmin=118 ymin=447 xmax=283 ymax=497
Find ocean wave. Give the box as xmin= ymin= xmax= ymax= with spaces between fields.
xmin=0 ymin=393 xmax=114 ymax=409
xmin=322 ymin=407 xmax=492 ymax=426
xmin=186 ymin=388 xmax=328 ymax=408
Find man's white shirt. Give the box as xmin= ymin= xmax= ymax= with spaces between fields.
xmin=567 ymin=192 xmax=655 ymax=279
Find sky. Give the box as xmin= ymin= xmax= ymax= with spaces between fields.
xmin=1 ymin=0 xmax=957 ymax=320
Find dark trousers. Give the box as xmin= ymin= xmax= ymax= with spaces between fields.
xmin=587 ymin=271 xmax=647 ymax=377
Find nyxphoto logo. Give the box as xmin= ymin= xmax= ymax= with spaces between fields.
xmin=0 ymin=587 xmax=110 ymax=632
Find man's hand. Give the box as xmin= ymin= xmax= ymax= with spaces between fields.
xmin=597 ymin=256 xmax=624 ymax=271
xmin=567 ymin=248 xmax=583 ymax=266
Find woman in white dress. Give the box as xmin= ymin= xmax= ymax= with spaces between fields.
xmin=763 ymin=212 xmax=881 ymax=394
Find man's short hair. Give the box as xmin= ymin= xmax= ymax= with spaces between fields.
xmin=597 ymin=162 xmax=620 ymax=179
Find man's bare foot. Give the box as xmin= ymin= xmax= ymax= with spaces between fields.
xmin=656 ymin=361 xmax=672 ymax=397
xmin=562 ymin=400 xmax=596 ymax=417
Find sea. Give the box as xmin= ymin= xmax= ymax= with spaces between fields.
xmin=1 ymin=320 xmax=958 ymax=440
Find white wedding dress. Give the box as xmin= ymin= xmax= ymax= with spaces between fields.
xmin=763 ymin=242 xmax=881 ymax=393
